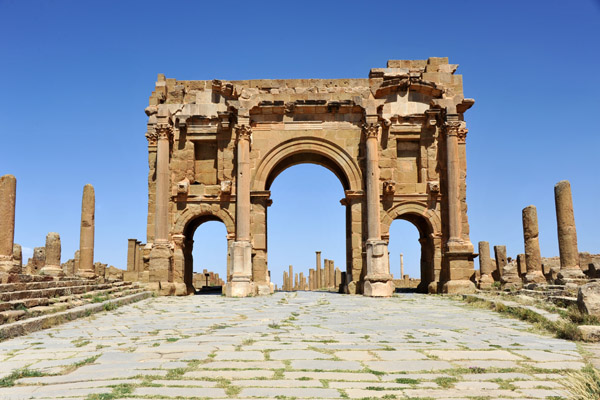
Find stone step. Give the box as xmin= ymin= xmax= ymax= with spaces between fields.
xmin=0 ymin=279 xmax=100 ymax=293
xmin=0 ymin=291 xmax=153 ymax=341
xmin=0 ymin=297 xmax=50 ymax=312
xmin=0 ymin=287 xmax=145 ymax=325
xmin=0 ymin=283 xmax=115 ymax=302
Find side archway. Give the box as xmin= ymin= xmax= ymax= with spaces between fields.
xmin=382 ymin=202 xmax=442 ymax=292
xmin=172 ymin=205 xmax=235 ymax=292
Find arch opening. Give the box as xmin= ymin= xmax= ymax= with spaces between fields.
xmin=266 ymin=163 xmax=346 ymax=290
xmin=183 ymin=215 xmax=229 ymax=293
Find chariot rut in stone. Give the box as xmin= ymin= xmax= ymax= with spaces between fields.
xmin=135 ymin=58 xmax=477 ymax=297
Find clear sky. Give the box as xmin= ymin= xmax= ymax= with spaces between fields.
xmin=1 ymin=1 xmax=599 ymax=287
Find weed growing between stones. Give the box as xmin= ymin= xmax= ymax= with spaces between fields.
xmin=395 ymin=377 xmax=420 ymax=384
xmin=433 ymin=376 xmax=458 ymax=388
xmin=86 ymin=383 xmax=133 ymax=400
xmin=565 ymin=364 xmax=600 ymax=400
xmin=0 ymin=368 xmax=44 ymax=387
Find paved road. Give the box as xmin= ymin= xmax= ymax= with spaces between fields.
xmin=0 ymin=292 xmax=582 ymax=399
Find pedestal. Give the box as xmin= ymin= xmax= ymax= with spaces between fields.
xmin=149 ymin=243 xmax=172 ymax=283
xmin=225 ymin=241 xmax=253 ymax=297
xmin=442 ymin=241 xmax=476 ymax=294
xmin=364 ymin=239 xmax=394 ymax=297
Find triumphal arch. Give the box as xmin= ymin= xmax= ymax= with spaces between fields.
xmin=143 ymin=58 xmax=476 ymax=297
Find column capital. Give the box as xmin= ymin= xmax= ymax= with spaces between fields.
xmin=145 ymin=131 xmax=158 ymax=146
xmin=443 ymin=121 xmax=468 ymax=143
xmin=235 ymin=124 xmax=252 ymax=142
xmin=362 ymin=122 xmax=380 ymax=139
xmin=155 ymin=123 xmax=173 ymax=141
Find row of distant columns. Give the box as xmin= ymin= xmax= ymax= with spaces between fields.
xmin=281 ymin=253 xmax=344 ymax=291
xmin=0 ymin=174 xmax=95 ymax=280
xmin=478 ymin=180 xmax=585 ymax=287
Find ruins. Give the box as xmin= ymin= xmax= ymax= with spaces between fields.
xmin=134 ymin=57 xmax=478 ymax=297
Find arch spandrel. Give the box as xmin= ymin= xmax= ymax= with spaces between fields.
xmin=173 ymin=204 xmax=235 ymax=239
xmin=382 ymin=201 xmax=441 ymax=239
xmin=252 ymin=136 xmax=362 ymax=193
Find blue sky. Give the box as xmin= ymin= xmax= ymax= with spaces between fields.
xmin=1 ymin=1 xmax=599 ymax=286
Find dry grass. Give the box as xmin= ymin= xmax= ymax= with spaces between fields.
xmin=565 ymin=365 xmax=600 ymax=400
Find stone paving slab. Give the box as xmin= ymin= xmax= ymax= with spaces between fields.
xmin=0 ymin=292 xmax=587 ymax=399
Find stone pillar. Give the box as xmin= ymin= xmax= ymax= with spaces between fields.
xmin=13 ymin=244 xmax=22 ymax=273
xmin=478 ymin=241 xmax=494 ymax=289
xmin=328 ymin=260 xmax=335 ymax=289
xmin=335 ymin=267 xmax=342 ymax=291
xmin=320 ymin=269 xmax=326 ymax=290
xmin=522 ymin=205 xmax=546 ymax=284
xmin=441 ymin=118 xmax=475 ymax=294
xmin=0 ymin=175 xmax=18 ymax=277
xmin=309 ymin=269 xmax=314 ymax=291
xmin=400 ymin=253 xmax=404 ymax=279
xmin=41 ymin=232 xmax=63 ymax=276
xmin=283 ymin=271 xmax=288 ymax=291
xmin=288 ymin=265 xmax=294 ymax=291
xmin=294 ymin=273 xmax=298 ymax=291
xmin=127 ymin=239 xmax=137 ymax=272
xmin=363 ymin=121 xmax=393 ymax=297
xmin=148 ymin=123 xmax=173 ymax=285
xmin=315 ymin=251 xmax=321 ymax=289
xmin=226 ymin=124 xmax=253 ymax=297
xmin=494 ymin=245 xmax=507 ymax=279
xmin=78 ymin=184 xmax=96 ymax=278
xmin=299 ymin=272 xmax=304 ymax=290
xmin=554 ymin=181 xmax=585 ymax=282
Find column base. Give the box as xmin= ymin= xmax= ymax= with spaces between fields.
xmin=556 ymin=268 xmax=587 ymax=285
xmin=225 ymin=280 xmax=254 ymax=297
xmin=77 ymin=269 xmax=96 ymax=279
xmin=524 ymin=271 xmax=547 ymax=284
xmin=428 ymin=281 xmax=440 ymax=294
xmin=255 ymin=284 xmax=272 ymax=296
xmin=149 ymin=243 xmax=172 ymax=282
xmin=40 ymin=265 xmax=64 ymax=277
xmin=0 ymin=259 xmax=20 ymax=275
xmin=442 ymin=280 xmax=476 ymax=294
xmin=478 ymin=274 xmax=495 ymax=290
xmin=363 ymin=280 xmax=395 ymax=297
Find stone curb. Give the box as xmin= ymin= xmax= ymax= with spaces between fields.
xmin=0 ymin=291 xmax=153 ymax=342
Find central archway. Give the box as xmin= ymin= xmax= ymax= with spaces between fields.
xmin=251 ymin=136 xmax=363 ymax=289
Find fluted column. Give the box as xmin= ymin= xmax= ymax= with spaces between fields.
xmin=78 ymin=184 xmax=96 ymax=278
xmin=0 ymin=175 xmax=18 ymax=277
xmin=363 ymin=121 xmax=393 ymax=297
xmin=226 ymin=124 xmax=253 ymax=297
xmin=148 ymin=123 xmax=173 ymax=284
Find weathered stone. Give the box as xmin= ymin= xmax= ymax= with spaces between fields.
xmin=554 ymin=181 xmax=585 ymax=283
xmin=578 ymin=282 xmax=600 ymax=317
xmin=0 ymin=174 xmax=18 ymax=277
xmin=478 ymin=241 xmax=494 ymax=289
xmin=40 ymin=232 xmax=63 ymax=276
xmin=78 ymin=184 xmax=95 ymax=278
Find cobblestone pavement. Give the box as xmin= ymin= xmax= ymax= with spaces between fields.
xmin=0 ymin=292 xmax=584 ymax=399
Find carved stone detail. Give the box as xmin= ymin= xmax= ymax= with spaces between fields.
xmin=155 ymin=123 xmax=173 ymax=141
xmin=235 ymin=124 xmax=252 ymax=142
xmin=383 ymin=180 xmax=396 ymax=195
xmin=145 ymin=131 xmax=158 ymax=146
xmin=362 ymin=123 xmax=380 ymax=139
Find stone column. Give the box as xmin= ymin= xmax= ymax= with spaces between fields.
xmin=309 ymin=269 xmax=314 ymax=291
xmin=127 ymin=239 xmax=137 ymax=272
xmin=288 ymin=265 xmax=294 ymax=291
xmin=328 ymin=260 xmax=335 ymax=289
xmin=444 ymin=122 xmax=462 ymax=244
xmin=13 ymin=244 xmax=22 ymax=273
xmin=400 ymin=253 xmax=404 ymax=278
xmin=335 ymin=267 xmax=342 ymax=290
xmin=148 ymin=123 xmax=173 ymax=285
xmin=440 ymin=117 xmax=475 ymax=294
xmin=0 ymin=175 xmax=18 ymax=277
xmin=78 ymin=184 xmax=96 ymax=278
xmin=226 ymin=124 xmax=253 ymax=297
xmin=363 ymin=121 xmax=393 ymax=297
xmin=315 ymin=251 xmax=322 ymax=289
xmin=299 ymin=272 xmax=304 ymax=290
xmin=41 ymin=232 xmax=63 ymax=276
xmin=522 ymin=205 xmax=546 ymax=284
xmin=477 ymin=241 xmax=494 ymax=289
xmin=294 ymin=273 xmax=298 ymax=291
xmin=494 ymin=245 xmax=507 ymax=278
xmin=554 ymin=180 xmax=585 ymax=282
xmin=283 ymin=271 xmax=288 ymax=291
